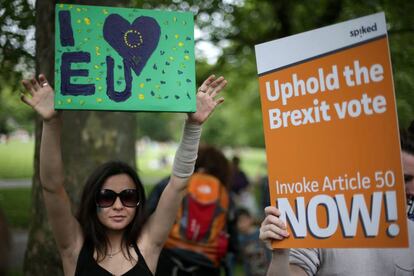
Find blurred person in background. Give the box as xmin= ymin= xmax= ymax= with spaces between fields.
xmin=147 ymin=144 xmax=238 ymax=275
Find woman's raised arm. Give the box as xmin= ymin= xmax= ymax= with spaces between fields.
xmin=21 ymin=75 xmax=83 ymax=261
xmin=138 ymin=75 xmax=227 ymax=270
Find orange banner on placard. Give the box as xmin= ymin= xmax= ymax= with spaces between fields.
xmin=257 ymin=34 xmax=408 ymax=248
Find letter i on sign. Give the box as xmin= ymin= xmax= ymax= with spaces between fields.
xmin=59 ymin=11 xmax=75 ymax=46
xmin=58 ymin=10 xmax=95 ymax=97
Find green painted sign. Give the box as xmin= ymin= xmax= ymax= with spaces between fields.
xmin=55 ymin=4 xmax=195 ymax=112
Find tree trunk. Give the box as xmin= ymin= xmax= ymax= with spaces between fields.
xmin=24 ymin=0 xmax=132 ymax=274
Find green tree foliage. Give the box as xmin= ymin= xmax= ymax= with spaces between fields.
xmin=0 ymin=87 xmax=34 ymax=134
xmin=0 ymin=0 xmax=34 ymax=87
xmin=2 ymin=0 xmax=414 ymax=143
xmin=212 ymin=0 xmax=414 ymax=146
xmin=132 ymin=0 xmax=414 ymax=146
xmin=136 ymin=112 xmax=184 ymax=141
xmin=0 ymin=0 xmax=35 ymax=134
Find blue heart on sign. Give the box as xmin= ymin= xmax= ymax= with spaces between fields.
xmin=103 ymin=14 xmax=161 ymax=76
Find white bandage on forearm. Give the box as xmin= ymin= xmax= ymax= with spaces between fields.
xmin=172 ymin=121 xmax=201 ymax=178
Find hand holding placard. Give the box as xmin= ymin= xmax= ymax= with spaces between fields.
xmin=21 ymin=75 xmax=59 ymax=122
xmin=187 ymin=75 xmax=227 ymax=125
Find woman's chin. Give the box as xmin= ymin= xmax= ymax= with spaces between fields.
xmin=105 ymin=222 xmax=129 ymax=231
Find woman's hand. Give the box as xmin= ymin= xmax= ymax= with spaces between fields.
xmin=187 ymin=75 xmax=227 ymax=125
xmin=259 ymin=206 xmax=290 ymax=250
xmin=21 ymin=74 xmax=59 ymax=121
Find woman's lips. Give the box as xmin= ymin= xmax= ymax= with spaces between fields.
xmin=110 ymin=215 xmax=126 ymax=222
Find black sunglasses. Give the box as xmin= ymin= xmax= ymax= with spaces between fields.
xmin=96 ymin=189 xmax=139 ymax=208
xmin=404 ymin=174 xmax=413 ymax=183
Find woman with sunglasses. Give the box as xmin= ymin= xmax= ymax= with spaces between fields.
xmin=20 ymin=74 xmax=227 ymax=276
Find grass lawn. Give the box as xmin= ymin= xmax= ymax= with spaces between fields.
xmin=0 ymin=140 xmax=267 ymax=223
xmin=136 ymin=142 xmax=175 ymax=187
xmin=0 ymin=140 xmax=267 ymax=228
xmin=137 ymin=144 xmax=268 ymax=187
xmin=0 ymin=141 xmax=34 ymax=179
xmin=0 ymin=187 xmax=31 ymax=229
xmin=0 ymin=140 xmax=267 ymax=182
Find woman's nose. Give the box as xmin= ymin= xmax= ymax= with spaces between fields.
xmin=112 ymin=196 xmax=124 ymax=209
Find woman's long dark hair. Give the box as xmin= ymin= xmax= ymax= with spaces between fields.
xmin=77 ymin=161 xmax=147 ymax=261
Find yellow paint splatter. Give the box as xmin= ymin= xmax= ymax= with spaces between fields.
xmin=174 ymin=34 xmax=179 ymax=39
xmin=79 ymin=100 xmax=85 ymax=105
xmin=102 ymin=9 xmax=108 ymax=14
xmin=178 ymin=42 xmax=184 ymax=47
xmin=169 ymin=56 xmax=175 ymax=61
xmin=66 ymin=98 xmax=72 ymax=104
xmin=95 ymin=46 xmax=101 ymax=56
xmin=76 ymin=8 xmax=81 ymax=12
xmin=68 ymin=5 xmax=73 ymax=9
xmin=184 ymin=55 xmax=190 ymax=60
xmin=96 ymin=98 xmax=103 ymax=103
xmin=98 ymin=86 xmax=103 ymax=91
xmin=77 ymin=19 xmax=81 ymax=24
xmin=138 ymin=94 xmax=145 ymax=100
xmin=84 ymin=17 xmax=91 ymax=25
xmin=59 ymin=4 xmax=64 ymax=8
xmin=94 ymin=64 xmax=100 ymax=69
xmin=57 ymin=100 xmax=62 ymax=105
xmin=139 ymin=83 xmax=145 ymax=88
xmin=96 ymin=77 xmax=101 ymax=81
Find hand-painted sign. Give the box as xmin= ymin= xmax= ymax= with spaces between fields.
xmin=255 ymin=13 xmax=408 ymax=248
xmin=55 ymin=4 xmax=195 ymax=112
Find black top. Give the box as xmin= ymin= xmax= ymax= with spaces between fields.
xmin=74 ymin=241 xmax=153 ymax=276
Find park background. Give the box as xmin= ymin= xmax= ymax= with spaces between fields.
xmin=0 ymin=0 xmax=413 ymax=275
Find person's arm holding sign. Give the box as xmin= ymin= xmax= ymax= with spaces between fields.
xmin=21 ymin=75 xmax=84 ymax=267
xmin=138 ymin=75 xmax=227 ymax=270
xmin=260 ymin=206 xmax=308 ymax=276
